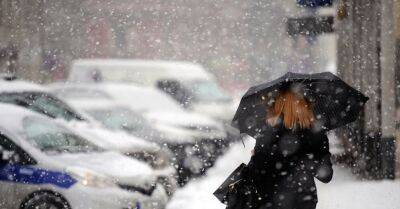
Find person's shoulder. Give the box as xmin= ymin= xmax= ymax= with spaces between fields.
xmin=305 ymin=129 xmax=328 ymax=145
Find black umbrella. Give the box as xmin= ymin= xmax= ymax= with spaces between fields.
xmin=233 ymin=72 xmax=369 ymax=137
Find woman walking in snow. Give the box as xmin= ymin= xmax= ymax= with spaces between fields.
xmin=244 ymin=90 xmax=333 ymax=209
xmin=214 ymin=72 xmax=368 ymax=209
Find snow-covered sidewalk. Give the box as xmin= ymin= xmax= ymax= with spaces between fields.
xmin=167 ymin=139 xmax=400 ymax=209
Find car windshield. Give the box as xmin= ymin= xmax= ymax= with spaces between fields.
xmin=0 ymin=92 xmax=85 ymax=121
xmin=23 ymin=117 xmax=102 ymax=154
xmin=183 ymin=80 xmax=231 ymax=103
xmin=86 ymin=107 xmax=152 ymax=134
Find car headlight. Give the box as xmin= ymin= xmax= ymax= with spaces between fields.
xmin=68 ymin=167 xmax=116 ymax=188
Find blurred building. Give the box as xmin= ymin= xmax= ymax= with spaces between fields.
xmin=0 ymin=1 xmax=87 ymax=82
xmin=1 ymin=0 xmax=333 ymax=88
xmin=336 ymin=0 xmax=400 ymax=179
xmin=80 ymin=0 xmax=256 ymax=88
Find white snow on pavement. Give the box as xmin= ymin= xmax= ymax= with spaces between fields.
xmin=167 ymin=138 xmax=400 ymax=209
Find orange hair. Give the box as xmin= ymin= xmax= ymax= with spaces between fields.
xmin=266 ymin=90 xmax=315 ymax=129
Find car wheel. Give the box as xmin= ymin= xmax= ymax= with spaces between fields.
xmin=21 ymin=192 xmax=70 ymax=209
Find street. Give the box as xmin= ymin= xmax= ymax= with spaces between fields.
xmin=167 ymin=139 xmax=400 ymax=209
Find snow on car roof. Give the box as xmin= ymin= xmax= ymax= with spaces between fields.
xmin=73 ymin=58 xmax=196 ymax=67
xmin=67 ymin=99 xmax=123 ymax=110
xmin=71 ymin=59 xmax=211 ymax=79
xmin=50 ymin=84 xmax=112 ymax=100
xmin=102 ymin=83 xmax=184 ymax=112
xmin=70 ymin=122 xmax=161 ymax=152
xmin=50 ymin=82 xmax=184 ymax=112
xmin=0 ymin=80 xmax=48 ymax=93
xmin=66 ymin=99 xmax=144 ymax=116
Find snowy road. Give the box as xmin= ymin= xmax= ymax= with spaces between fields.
xmin=167 ymin=139 xmax=400 ymax=209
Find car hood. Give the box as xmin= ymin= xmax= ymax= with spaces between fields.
xmin=191 ymin=102 xmax=235 ymax=122
xmin=144 ymin=110 xmax=220 ymax=127
xmin=52 ymin=151 xmax=156 ymax=186
xmin=64 ymin=121 xmax=159 ymax=153
xmin=143 ymin=110 xmax=226 ymax=144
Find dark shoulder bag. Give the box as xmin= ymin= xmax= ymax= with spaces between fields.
xmin=213 ymin=163 xmax=247 ymax=204
xmin=214 ymin=163 xmax=260 ymax=209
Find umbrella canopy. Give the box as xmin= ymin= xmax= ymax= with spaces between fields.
xmin=233 ymin=72 xmax=369 ymax=137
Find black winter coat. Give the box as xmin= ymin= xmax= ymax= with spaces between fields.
xmin=244 ymin=122 xmax=333 ymax=209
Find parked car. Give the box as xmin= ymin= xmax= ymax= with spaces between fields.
xmin=0 ymin=104 xmax=168 ymax=209
xmin=67 ymin=122 xmax=178 ymax=196
xmin=68 ymin=59 xmax=241 ymax=144
xmin=51 ymin=83 xmax=229 ymax=184
xmin=65 ymin=100 xmax=165 ymax=144
xmin=67 ymin=59 xmax=237 ymax=122
xmin=0 ymin=79 xmax=178 ymax=193
xmin=56 ymin=101 xmax=180 ymax=193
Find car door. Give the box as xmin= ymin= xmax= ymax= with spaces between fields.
xmin=0 ymin=133 xmax=36 ymax=209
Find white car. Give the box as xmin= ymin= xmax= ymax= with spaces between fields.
xmin=0 ymin=104 xmax=168 ymax=209
xmin=67 ymin=59 xmax=241 ymax=146
xmin=51 ymin=83 xmax=227 ymax=142
xmin=51 ymin=83 xmax=229 ymax=184
xmin=65 ymin=121 xmax=178 ymax=196
xmin=67 ymin=59 xmax=236 ymax=122
xmin=0 ymin=79 xmax=177 ymax=195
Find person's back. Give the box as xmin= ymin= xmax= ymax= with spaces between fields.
xmin=245 ymin=90 xmax=333 ymax=209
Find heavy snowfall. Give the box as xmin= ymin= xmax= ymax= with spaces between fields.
xmin=0 ymin=0 xmax=399 ymax=209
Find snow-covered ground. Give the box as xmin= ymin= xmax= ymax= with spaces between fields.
xmin=167 ymin=138 xmax=400 ymax=209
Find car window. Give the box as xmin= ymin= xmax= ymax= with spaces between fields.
xmin=0 ymin=93 xmax=51 ymax=116
xmin=23 ymin=117 xmax=102 ymax=154
xmin=183 ymin=80 xmax=231 ymax=103
xmin=0 ymin=133 xmax=36 ymax=165
xmin=30 ymin=93 xmax=85 ymax=121
xmin=0 ymin=93 xmax=34 ymax=109
xmin=0 ymin=92 xmax=85 ymax=122
xmin=87 ymin=108 xmax=150 ymax=133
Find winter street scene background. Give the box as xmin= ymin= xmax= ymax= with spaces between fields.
xmin=0 ymin=0 xmax=399 ymax=209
